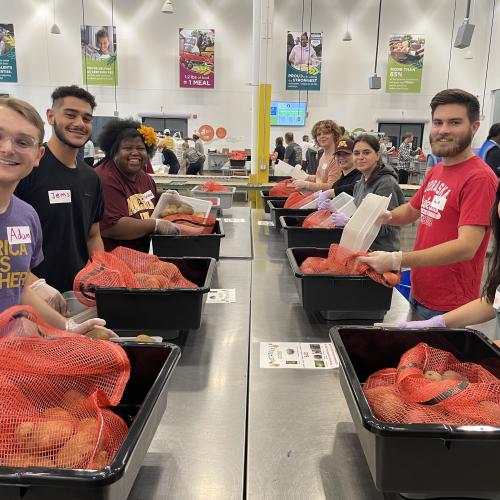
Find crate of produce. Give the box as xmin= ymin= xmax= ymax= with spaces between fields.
xmin=151 ymin=220 xmax=225 ymax=260
xmin=0 ymin=342 xmax=180 ymax=500
xmin=191 ymin=185 xmax=236 ymax=209
xmin=267 ymin=199 xmax=316 ymax=229
xmin=152 ymin=192 xmax=211 ymax=219
xmin=287 ymin=247 xmax=393 ymax=321
xmin=260 ymin=190 xmax=288 ymax=214
xmin=94 ymin=257 xmax=216 ymax=335
xmin=280 ymin=216 xmax=342 ymax=249
xmin=330 ymin=326 xmax=500 ymax=497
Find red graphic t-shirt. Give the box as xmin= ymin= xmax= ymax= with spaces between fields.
xmin=409 ymin=155 xmax=498 ymax=311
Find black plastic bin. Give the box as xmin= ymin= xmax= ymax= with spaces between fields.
xmin=331 ymin=326 xmax=500 ymax=497
xmin=151 ymin=220 xmax=225 ymax=260
xmin=267 ymin=199 xmax=316 ymax=229
xmin=287 ymin=248 xmax=393 ymax=321
xmin=94 ymin=257 xmax=216 ymax=335
xmin=0 ymin=342 xmax=180 ymax=500
xmin=260 ymin=190 xmax=287 ymax=214
xmin=280 ymin=216 xmax=343 ymax=249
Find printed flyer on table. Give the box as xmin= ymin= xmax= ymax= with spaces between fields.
xmin=260 ymin=342 xmax=339 ymax=369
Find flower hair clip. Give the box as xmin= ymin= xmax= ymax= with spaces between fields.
xmin=137 ymin=125 xmax=158 ymax=147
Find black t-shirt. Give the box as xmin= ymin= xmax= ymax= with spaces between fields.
xmin=485 ymin=147 xmax=500 ymax=177
xmin=15 ymin=146 xmax=104 ymax=292
xmin=162 ymin=148 xmax=180 ymax=174
xmin=284 ymin=142 xmax=302 ymax=165
xmin=332 ymin=169 xmax=362 ymax=196
xmin=274 ymin=145 xmax=285 ymax=163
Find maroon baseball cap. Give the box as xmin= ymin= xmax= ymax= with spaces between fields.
xmin=335 ymin=138 xmax=354 ymax=154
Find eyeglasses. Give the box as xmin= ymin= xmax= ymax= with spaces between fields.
xmin=0 ymin=131 xmax=40 ymax=153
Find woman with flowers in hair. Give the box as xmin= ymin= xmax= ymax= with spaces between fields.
xmin=95 ymin=118 xmax=180 ymax=252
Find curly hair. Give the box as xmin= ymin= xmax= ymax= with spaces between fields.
xmin=97 ymin=118 xmax=154 ymax=158
xmin=311 ymin=120 xmax=341 ymax=143
xmin=51 ymin=85 xmax=96 ymax=110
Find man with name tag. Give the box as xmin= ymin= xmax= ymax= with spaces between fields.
xmin=358 ymin=89 xmax=498 ymax=319
xmin=0 ymin=97 xmax=111 ymax=334
xmin=15 ymin=86 xmax=105 ymax=304
xmin=94 ymin=118 xmax=180 ymax=252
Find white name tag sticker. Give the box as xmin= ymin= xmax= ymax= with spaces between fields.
xmin=494 ymin=288 xmax=500 ymax=310
xmin=430 ymin=195 xmax=447 ymax=211
xmin=143 ymin=190 xmax=155 ymax=202
xmin=48 ymin=190 xmax=72 ymax=204
xmin=7 ymin=226 xmax=32 ymax=245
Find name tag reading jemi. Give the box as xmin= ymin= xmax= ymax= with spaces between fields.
xmin=7 ymin=226 xmax=32 ymax=245
xmin=143 ymin=190 xmax=155 ymax=202
xmin=48 ymin=190 xmax=72 ymax=204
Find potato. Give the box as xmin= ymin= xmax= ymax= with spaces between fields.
xmin=41 ymin=407 xmax=75 ymax=422
xmin=479 ymin=401 xmax=500 ymax=423
xmin=16 ymin=419 xmax=74 ymax=452
xmin=61 ymin=390 xmax=87 ymax=410
xmin=55 ymin=427 xmax=95 ymax=468
xmin=423 ymin=370 xmax=443 ymax=382
xmin=85 ymin=328 xmax=112 ymax=341
xmin=15 ymin=422 xmax=34 ymax=448
xmin=92 ymin=450 xmax=109 ymax=469
xmin=442 ymin=370 xmax=468 ymax=383
xmin=135 ymin=334 xmax=154 ymax=343
xmin=1 ymin=453 xmax=54 ymax=468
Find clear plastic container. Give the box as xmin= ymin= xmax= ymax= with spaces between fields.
xmin=273 ymin=160 xmax=294 ymax=177
xmin=291 ymin=165 xmax=308 ymax=180
xmin=152 ymin=191 xmax=212 ymax=219
xmin=339 ymin=193 xmax=391 ymax=252
xmin=191 ymin=186 xmax=236 ymax=209
xmin=329 ymin=192 xmax=357 ymax=217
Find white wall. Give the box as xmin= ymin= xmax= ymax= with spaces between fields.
xmin=1 ymin=0 xmax=498 ymax=151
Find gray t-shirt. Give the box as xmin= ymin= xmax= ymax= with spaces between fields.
xmin=0 ymin=195 xmax=44 ymax=312
xmin=284 ymin=142 xmax=303 ymax=166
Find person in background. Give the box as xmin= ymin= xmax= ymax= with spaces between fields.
xmin=0 ymin=96 xmax=110 ymax=334
xmin=95 ymin=119 xmax=179 ymax=253
xmin=317 ymin=138 xmax=361 ymax=206
xmin=192 ymin=132 xmax=206 ymax=173
xmin=159 ymin=128 xmax=175 ymax=151
xmin=162 ymin=145 xmax=181 ymax=174
xmin=359 ymin=89 xmax=498 ymax=320
xmin=291 ymin=120 xmax=341 ymax=191
xmin=479 ymin=123 xmax=500 ymax=177
xmin=397 ymin=132 xmax=421 ymax=184
xmin=283 ymin=132 xmax=302 ymax=166
xmin=273 ymin=136 xmax=285 ymax=164
xmin=288 ymin=32 xmax=317 ymax=66
xmin=299 ymin=134 xmax=314 ymax=170
xmin=330 ymin=134 xmax=404 ymax=251
xmin=424 ymin=152 xmax=443 ymax=177
xmin=83 ymin=138 xmax=94 ymax=167
xmin=305 ymin=140 xmax=321 ymax=175
xmin=182 ymin=140 xmax=204 ymax=175
xmin=379 ymin=135 xmax=395 ymax=165
xmin=15 ymin=85 xmax=105 ymax=304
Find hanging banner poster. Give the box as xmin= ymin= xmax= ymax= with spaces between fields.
xmin=179 ymin=29 xmax=215 ymax=89
xmin=81 ymin=25 xmax=118 ymax=86
xmin=286 ymin=31 xmax=322 ymax=91
xmin=0 ymin=24 xmax=17 ymax=83
xmin=386 ymin=35 xmax=425 ymax=93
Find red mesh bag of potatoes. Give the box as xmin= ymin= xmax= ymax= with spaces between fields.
xmin=299 ymin=243 xmax=400 ymax=287
xmin=269 ymin=179 xmax=296 ymax=197
xmin=0 ymin=305 xmax=130 ymax=470
xmin=284 ymin=191 xmax=316 ymax=209
xmin=364 ymin=342 xmax=500 ymax=426
xmin=161 ymin=214 xmax=217 ymax=236
xmin=302 ymin=210 xmax=336 ymax=229
xmin=74 ymin=247 xmax=197 ymax=306
xmin=197 ymin=181 xmax=231 ymax=192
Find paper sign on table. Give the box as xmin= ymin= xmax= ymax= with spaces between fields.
xmin=258 ymin=220 xmax=275 ymax=227
xmin=260 ymin=342 xmax=339 ymax=369
xmin=222 ymin=218 xmax=246 ymax=223
xmin=206 ymin=289 xmax=236 ymax=303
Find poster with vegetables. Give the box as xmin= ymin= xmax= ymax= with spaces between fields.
xmin=81 ymin=25 xmax=117 ymax=86
xmin=0 ymin=24 xmax=17 ymax=83
xmin=179 ymin=29 xmax=215 ymax=89
xmin=286 ymin=31 xmax=322 ymax=91
xmin=386 ymin=34 xmax=425 ymax=93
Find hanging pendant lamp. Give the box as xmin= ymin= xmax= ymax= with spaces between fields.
xmin=50 ymin=0 xmax=61 ymax=34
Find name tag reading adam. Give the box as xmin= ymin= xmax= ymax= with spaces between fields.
xmin=48 ymin=190 xmax=72 ymax=204
xmin=7 ymin=226 xmax=32 ymax=245
xmin=143 ymin=190 xmax=155 ymax=202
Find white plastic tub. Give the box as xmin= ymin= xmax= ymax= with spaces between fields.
xmin=191 ymin=185 xmax=236 ymax=209
xmin=152 ymin=192 xmax=212 ymax=219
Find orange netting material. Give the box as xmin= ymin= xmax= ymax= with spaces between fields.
xmin=302 ymin=210 xmax=336 ymax=229
xmin=161 ymin=214 xmax=217 ymax=236
xmin=364 ymin=342 xmax=500 ymax=426
xmin=284 ymin=191 xmax=317 ymax=209
xmin=74 ymin=246 xmax=197 ymax=306
xmin=197 ymin=181 xmax=231 ymax=192
xmin=0 ymin=305 xmax=130 ymax=469
xmin=269 ymin=179 xmax=296 ymax=197
xmin=299 ymin=243 xmax=400 ymax=287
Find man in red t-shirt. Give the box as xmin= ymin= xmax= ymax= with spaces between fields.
xmin=359 ymin=89 xmax=498 ymax=319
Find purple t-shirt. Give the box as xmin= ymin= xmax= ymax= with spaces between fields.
xmin=0 ymin=195 xmax=43 ymax=312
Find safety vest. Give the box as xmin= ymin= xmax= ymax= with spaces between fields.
xmin=478 ymin=139 xmax=500 ymax=161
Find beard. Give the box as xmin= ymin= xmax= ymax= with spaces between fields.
xmin=53 ymin=120 xmax=90 ymax=149
xmin=430 ymin=129 xmax=472 ymax=157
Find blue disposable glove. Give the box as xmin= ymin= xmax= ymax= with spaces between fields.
xmin=317 ymin=191 xmax=331 ymax=210
xmin=331 ymin=211 xmax=349 ymax=227
xmin=397 ymin=315 xmax=446 ymax=329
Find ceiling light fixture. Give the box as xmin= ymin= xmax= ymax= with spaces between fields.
xmin=342 ymin=30 xmax=352 ymax=42
xmin=50 ymin=0 xmax=61 ymax=34
xmin=454 ymin=0 xmax=475 ymax=48
xmin=161 ymin=0 xmax=174 ymax=13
